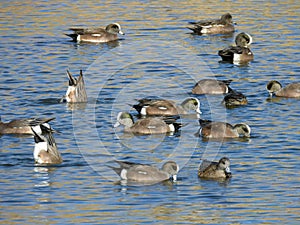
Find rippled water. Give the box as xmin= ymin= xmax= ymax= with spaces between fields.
xmin=1 ymin=1 xmax=300 ymax=224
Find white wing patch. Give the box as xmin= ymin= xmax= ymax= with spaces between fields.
xmin=147 ymin=125 xmax=157 ymax=129
xmin=137 ymin=171 xmax=147 ymax=175
xmin=91 ymin=34 xmax=102 ymax=37
xmin=158 ymin=106 xmax=168 ymax=110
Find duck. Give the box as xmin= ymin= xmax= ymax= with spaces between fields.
xmin=0 ymin=117 xmax=55 ymax=135
xmin=198 ymin=157 xmax=232 ymax=179
xmin=31 ymin=124 xmax=62 ymax=165
xmin=61 ymin=70 xmax=88 ymax=103
xmin=199 ymin=119 xmax=251 ymax=138
xmin=188 ymin=13 xmax=235 ymax=34
xmin=266 ymin=80 xmax=300 ymax=98
xmin=114 ymin=112 xmax=182 ymax=135
xmin=132 ymin=97 xmax=201 ymax=116
xmin=110 ymin=160 xmax=179 ymax=183
xmin=222 ymin=91 xmax=248 ymax=107
xmin=192 ymin=79 xmax=233 ymax=94
xmin=65 ymin=23 xmax=125 ymax=43
xmin=218 ymin=32 xmax=254 ymax=64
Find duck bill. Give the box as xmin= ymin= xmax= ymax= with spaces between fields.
xmin=268 ymin=91 xmax=273 ymax=97
xmin=172 ymin=174 xmax=177 ymax=181
xmin=244 ymin=133 xmax=251 ymax=138
xmin=226 ymin=172 xmax=232 ymax=178
xmin=196 ymin=108 xmax=202 ymax=114
xmin=225 ymin=167 xmax=232 ymax=178
xmin=241 ymin=99 xmax=248 ymax=105
xmin=114 ymin=121 xmax=121 ymax=128
xmin=119 ymin=30 xmax=125 ymax=35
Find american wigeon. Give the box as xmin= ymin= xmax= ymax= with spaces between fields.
xmin=188 ymin=13 xmax=235 ymax=34
xmin=61 ymin=70 xmax=87 ymax=103
xmin=218 ymin=32 xmax=254 ymax=64
xmin=192 ymin=79 xmax=232 ymax=94
xmin=111 ymin=161 xmax=179 ymax=182
xmin=222 ymin=91 xmax=248 ymax=107
xmin=0 ymin=117 xmax=55 ymax=135
xmin=198 ymin=157 xmax=232 ymax=179
xmin=31 ymin=124 xmax=62 ymax=165
xmin=65 ymin=23 xmax=124 ymax=43
xmin=199 ymin=119 xmax=251 ymax=138
xmin=266 ymin=80 xmax=300 ymax=98
xmin=114 ymin=112 xmax=181 ymax=135
xmin=132 ymin=97 xmax=201 ymax=116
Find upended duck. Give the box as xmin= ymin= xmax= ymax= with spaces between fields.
xmin=31 ymin=124 xmax=62 ymax=165
xmin=61 ymin=69 xmax=87 ymax=103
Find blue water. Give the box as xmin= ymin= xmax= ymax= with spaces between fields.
xmin=1 ymin=1 xmax=299 ymax=224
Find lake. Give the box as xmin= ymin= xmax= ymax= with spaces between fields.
xmin=0 ymin=0 xmax=299 ymax=224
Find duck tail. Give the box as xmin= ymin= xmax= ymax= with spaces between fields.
xmin=186 ymin=26 xmax=200 ymax=34
xmin=172 ymin=122 xmax=183 ymax=131
xmin=132 ymin=104 xmax=143 ymax=114
xmin=107 ymin=165 xmax=122 ymax=176
xmin=227 ymin=86 xmax=234 ymax=93
xmin=222 ymin=80 xmax=233 ymax=86
xmin=199 ymin=119 xmax=212 ymax=127
xmin=65 ymin=33 xmax=78 ymax=42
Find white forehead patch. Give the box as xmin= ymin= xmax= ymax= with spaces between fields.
xmin=113 ymin=23 xmax=121 ymax=29
xmin=91 ymin=34 xmax=102 ymax=37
